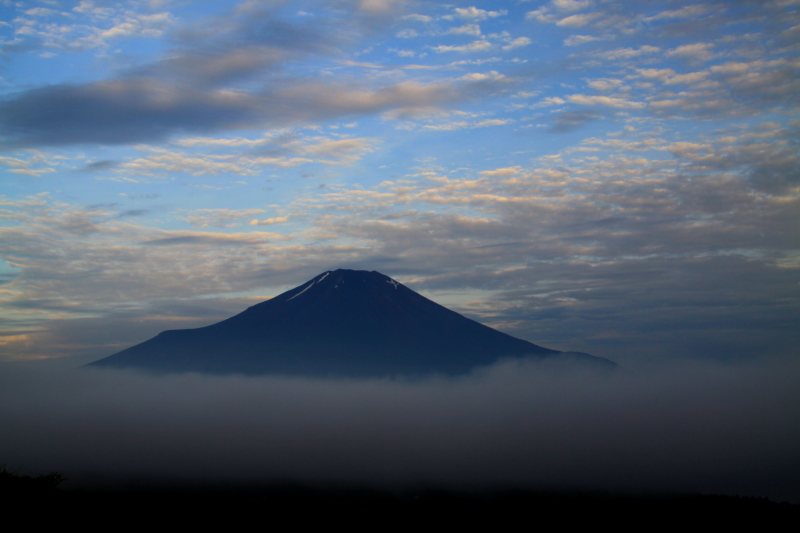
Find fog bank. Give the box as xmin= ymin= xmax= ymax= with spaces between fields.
xmin=1 ymin=356 xmax=798 ymax=502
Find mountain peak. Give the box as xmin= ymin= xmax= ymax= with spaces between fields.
xmin=89 ymin=269 xmax=614 ymax=376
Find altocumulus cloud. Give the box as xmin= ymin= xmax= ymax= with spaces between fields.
xmin=0 ymin=356 xmax=798 ymax=502
xmin=0 ymin=0 xmax=516 ymax=150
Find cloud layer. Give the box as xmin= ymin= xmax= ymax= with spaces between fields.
xmin=1 ymin=356 xmax=798 ymax=502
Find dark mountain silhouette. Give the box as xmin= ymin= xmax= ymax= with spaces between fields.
xmin=88 ymin=269 xmax=614 ymax=376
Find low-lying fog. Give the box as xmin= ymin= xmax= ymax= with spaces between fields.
xmin=1 ymin=355 xmax=798 ymax=502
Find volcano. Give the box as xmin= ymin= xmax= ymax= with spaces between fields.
xmin=89 ymin=269 xmax=614 ymax=376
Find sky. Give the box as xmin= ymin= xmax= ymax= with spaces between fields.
xmin=0 ymin=0 xmax=799 ymax=499
xmin=3 ymin=0 xmax=800 ymax=349
xmin=2 ymin=0 xmax=799 ymax=364
xmin=0 ymin=0 xmax=800 ymax=362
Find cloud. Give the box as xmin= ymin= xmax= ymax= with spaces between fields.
xmin=4 ymin=5 xmax=175 ymax=54
xmin=249 ymin=216 xmax=289 ymax=226
xmin=81 ymin=160 xmax=117 ymax=172
xmin=0 ymin=356 xmax=798 ymax=502
xmin=552 ymin=0 xmax=592 ymax=12
xmin=647 ymin=4 xmax=712 ymax=22
xmin=432 ymin=40 xmax=493 ymax=53
xmin=479 ymin=167 xmax=521 ymax=178
xmin=453 ymin=7 xmax=507 ymax=21
xmin=23 ymin=8 xmax=57 ymax=17
xmin=113 ymin=209 xmax=151 ymax=219
xmin=0 ymin=151 xmax=61 ymax=176
xmin=396 ymin=29 xmax=418 ymax=38
xmin=403 ymin=14 xmax=432 ymax=23
xmin=502 ymin=37 xmax=532 ymax=51
xmin=421 ymin=118 xmax=513 ymax=131
xmin=0 ymin=3 xmax=488 ymax=149
xmin=141 ymin=231 xmax=283 ymax=247
xmin=156 ymin=135 xmax=379 ymax=172
xmin=566 ymin=94 xmax=645 ymax=109
xmin=356 ymin=0 xmax=401 ymax=15
xmin=547 ymin=109 xmax=602 ymax=133
xmin=597 ymin=46 xmax=660 ymax=60
xmin=135 ymin=47 xmax=292 ymax=88
xmin=289 ymin=137 xmax=378 ymax=164
xmin=121 ymin=149 xmax=259 ymax=176
xmin=459 ymin=71 xmax=509 ymax=82
xmin=665 ymin=42 xmax=715 ymax=62
xmin=0 ymin=80 xmax=461 ymax=148
xmin=665 ymin=71 xmax=709 ymax=85
xmin=179 ymin=209 xmax=267 ymax=228
xmin=586 ymin=78 xmax=623 ymax=91
xmin=564 ymin=34 xmax=602 ymax=46
xmin=556 ymin=13 xmax=599 ymax=28
xmin=525 ymin=8 xmax=554 ymax=23
xmin=446 ymin=24 xmax=481 ymax=36
xmin=530 ymin=96 xmax=566 ymax=108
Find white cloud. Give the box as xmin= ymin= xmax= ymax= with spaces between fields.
xmin=526 ymin=9 xmax=554 ymax=23
xmin=552 ymin=0 xmax=592 ymax=12
xmin=637 ymin=68 xmax=677 ymax=82
xmin=447 ymin=24 xmax=482 ymax=36
xmin=531 ymin=96 xmax=566 ymax=107
xmin=357 ymin=0 xmax=399 ymax=15
xmin=666 ymin=43 xmax=716 ymax=62
xmin=249 ymin=216 xmax=289 ymax=226
xmin=665 ymin=71 xmax=710 ymax=85
xmin=121 ymin=135 xmax=377 ymax=176
xmin=24 ymin=8 xmax=56 ymax=17
xmin=459 ymin=71 xmax=509 ymax=82
xmin=566 ymin=94 xmax=645 ymax=109
xmin=474 ymin=119 xmax=513 ymax=128
xmin=647 ymin=4 xmax=712 ymax=21
xmin=502 ymin=37 xmax=532 ymax=51
xmin=0 ymin=151 xmax=61 ymax=177
xmin=8 ymin=167 xmax=56 ymax=177
xmin=181 ymin=209 xmax=267 ymax=228
xmin=587 ymin=78 xmax=623 ymax=91
xmin=454 ymin=7 xmax=508 ymax=21
xmin=432 ymin=40 xmax=493 ymax=53
xmin=564 ymin=34 xmax=602 ymax=46
xmin=598 ymin=46 xmax=660 ymax=60
xmin=421 ymin=118 xmax=513 ymax=131
xmin=710 ymin=62 xmax=752 ymax=74
xmin=556 ymin=13 xmax=599 ymax=27
xmin=480 ymin=167 xmax=521 ymax=177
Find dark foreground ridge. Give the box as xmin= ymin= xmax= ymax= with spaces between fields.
xmin=4 ymin=481 xmax=797 ymax=527
xmin=89 ymin=269 xmax=614 ymax=376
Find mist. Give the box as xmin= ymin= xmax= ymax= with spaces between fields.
xmin=1 ymin=355 xmax=798 ymax=502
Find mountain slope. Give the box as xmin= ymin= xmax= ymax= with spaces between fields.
xmin=88 ymin=269 xmax=614 ymax=376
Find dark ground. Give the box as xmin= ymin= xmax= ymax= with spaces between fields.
xmin=3 ymin=469 xmax=797 ymax=526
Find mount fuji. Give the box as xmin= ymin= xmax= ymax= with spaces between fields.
xmin=88 ymin=269 xmax=614 ymax=376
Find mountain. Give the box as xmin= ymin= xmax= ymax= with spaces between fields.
xmin=88 ymin=269 xmax=614 ymax=376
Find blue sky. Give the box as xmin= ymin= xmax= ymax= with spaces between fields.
xmin=1 ymin=0 xmax=798 ymax=364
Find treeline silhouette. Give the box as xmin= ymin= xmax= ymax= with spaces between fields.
xmin=2 ymin=471 xmax=797 ymax=526
xmin=0 ymin=464 xmax=64 ymax=494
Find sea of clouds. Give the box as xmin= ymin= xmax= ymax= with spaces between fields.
xmin=1 ymin=355 xmax=798 ymax=502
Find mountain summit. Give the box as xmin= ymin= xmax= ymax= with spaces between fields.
xmin=89 ymin=269 xmax=614 ymax=376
